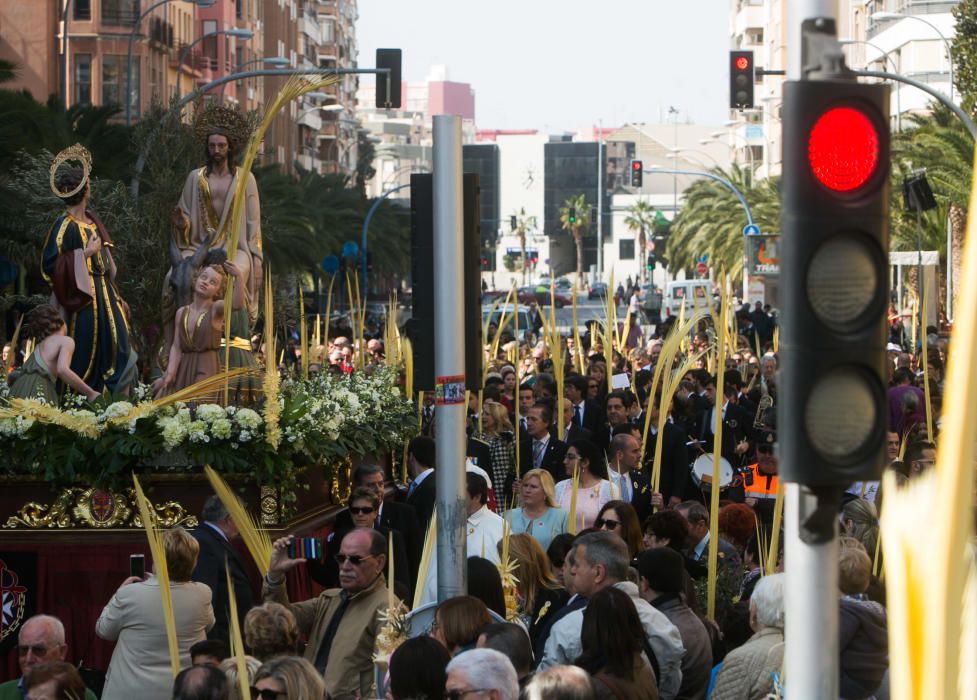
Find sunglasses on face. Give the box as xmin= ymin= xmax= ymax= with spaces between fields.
xmin=334 ymin=553 xmax=376 ymax=566
xmin=17 ymin=645 xmax=54 ymax=657
xmin=445 ymin=690 xmax=489 ymax=700
xmin=250 ymin=688 xmax=286 ymax=700
xmin=595 ymin=518 xmax=620 ymax=530
xmin=349 ymin=506 xmax=375 ymax=515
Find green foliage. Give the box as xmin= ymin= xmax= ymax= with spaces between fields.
xmin=559 ymin=193 xmax=591 ymax=286
xmin=890 ymin=104 xmax=973 ymax=255
xmin=952 ymin=0 xmax=977 ymax=115
xmin=666 ymin=165 xmax=780 ymax=278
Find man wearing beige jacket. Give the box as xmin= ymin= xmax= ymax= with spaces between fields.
xmin=263 ymin=528 xmax=393 ymax=699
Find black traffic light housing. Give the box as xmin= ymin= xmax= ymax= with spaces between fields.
xmin=779 ymin=77 xmax=891 ymax=488
xmin=730 ymin=50 xmax=754 ymax=109
xmin=568 ymin=207 xmax=576 ymax=224
xmin=630 ymin=160 xmax=643 ymax=188
xmin=375 ymin=49 xmax=402 ymax=108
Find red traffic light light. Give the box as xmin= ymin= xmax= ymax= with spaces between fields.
xmin=807 ymin=107 xmax=880 ymax=193
xmin=632 ymin=161 xmax=641 ymax=170
xmin=735 ymin=56 xmax=750 ymax=71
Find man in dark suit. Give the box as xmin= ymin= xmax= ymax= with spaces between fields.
xmin=607 ymin=432 xmax=653 ymax=523
xmin=331 ymin=464 xmax=422 ymax=581
xmin=675 ymin=500 xmax=742 ymax=580
xmin=695 ymin=375 xmax=755 ymax=471
xmin=519 ymin=402 xmax=568 ymax=482
xmin=596 ymin=390 xmax=632 ymax=452
xmin=642 ymin=394 xmax=691 ymax=506
xmin=405 ymin=436 xmax=437 ymax=533
xmin=564 ymin=374 xmax=604 ymax=435
xmin=191 ymin=496 xmax=255 ymax=645
xmin=554 ymin=398 xmax=592 ymax=444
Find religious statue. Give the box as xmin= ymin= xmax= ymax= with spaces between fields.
xmin=153 ymin=259 xmax=245 ymax=400
xmin=41 ymin=144 xmax=137 ymax=395
xmin=162 ymin=105 xmax=263 ymax=401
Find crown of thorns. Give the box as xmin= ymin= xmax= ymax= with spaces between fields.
xmin=194 ymin=104 xmax=251 ymax=153
xmin=49 ymin=144 xmax=92 ymax=198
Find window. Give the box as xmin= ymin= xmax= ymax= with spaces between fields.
xmin=202 ymin=19 xmax=218 ymax=64
xmin=102 ymin=55 xmax=139 ymax=114
xmin=102 ymin=0 xmax=139 ymax=26
xmin=236 ymin=0 xmax=243 ymax=19
xmin=74 ymin=0 xmax=92 ymax=20
xmin=619 ymin=239 xmax=635 ymax=260
xmin=74 ymin=54 xmax=91 ymax=105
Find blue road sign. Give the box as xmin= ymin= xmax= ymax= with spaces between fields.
xmin=743 ymin=223 xmax=760 ymax=236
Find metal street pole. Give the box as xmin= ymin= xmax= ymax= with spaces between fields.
xmin=784 ymin=2 xmax=841 ymax=697
xmin=177 ymin=28 xmax=254 ymax=101
xmin=596 ymin=132 xmax=603 ymax=284
xmin=432 ymin=114 xmax=467 ymax=602
xmin=361 ymin=182 xmax=412 ymax=300
xmin=60 ymin=0 xmax=75 ymax=109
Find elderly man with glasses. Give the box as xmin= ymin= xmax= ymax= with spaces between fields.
xmin=263 ymin=528 xmax=395 ymax=699
xmin=0 ymin=615 xmax=97 ymax=700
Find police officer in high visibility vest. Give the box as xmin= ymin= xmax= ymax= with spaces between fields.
xmin=743 ymin=441 xmax=779 ymax=526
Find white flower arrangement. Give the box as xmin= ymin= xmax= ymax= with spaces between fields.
xmin=101 ymin=401 xmax=134 ymax=420
xmin=234 ymin=407 xmax=262 ymax=431
xmin=196 ymin=403 xmax=226 ymax=423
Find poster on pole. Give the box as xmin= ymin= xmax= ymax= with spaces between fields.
xmin=749 ymin=235 xmax=780 ymax=276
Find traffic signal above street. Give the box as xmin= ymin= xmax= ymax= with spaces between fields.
xmin=779 ymin=77 xmax=891 ymax=487
xmin=630 ymin=159 xmax=643 ymax=188
xmin=568 ymin=207 xmax=576 ymax=224
xmin=729 ymin=50 xmax=754 ymax=109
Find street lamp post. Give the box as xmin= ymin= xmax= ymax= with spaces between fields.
xmin=125 ymin=0 xmax=215 ymax=126
xmin=218 ymin=55 xmax=290 ymax=101
xmin=839 ymin=38 xmax=902 ymax=131
xmin=176 ymin=27 xmax=255 ymax=101
xmin=872 ymin=10 xmax=954 ymax=103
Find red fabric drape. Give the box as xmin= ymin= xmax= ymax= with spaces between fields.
xmin=2 ymin=527 xmax=333 ymax=683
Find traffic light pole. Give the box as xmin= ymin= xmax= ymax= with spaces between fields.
xmin=431 ymin=115 xmax=468 ymax=603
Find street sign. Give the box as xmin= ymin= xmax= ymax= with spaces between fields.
xmin=695 ymin=261 xmax=708 ymax=277
xmin=647 ymin=240 xmax=656 ymax=251
xmin=743 ymin=223 xmax=760 ymax=236
xmin=748 ymin=234 xmax=780 ymax=276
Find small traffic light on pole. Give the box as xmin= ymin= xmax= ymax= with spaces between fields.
xmin=646 ymin=252 xmax=655 ymax=271
xmin=630 ymin=160 xmax=643 ymax=187
xmin=779 ymin=71 xmax=890 ymax=487
xmin=510 ymin=215 xmax=517 ymax=230
xmin=568 ymin=207 xmax=576 ymax=224
xmin=730 ymin=50 xmax=754 ymax=109
xmin=375 ymin=49 xmax=402 ymax=108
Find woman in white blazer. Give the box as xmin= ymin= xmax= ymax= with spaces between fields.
xmin=97 ymin=527 xmax=215 ymax=700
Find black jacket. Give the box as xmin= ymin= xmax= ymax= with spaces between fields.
xmin=191 ymin=524 xmax=254 ymax=645
xmin=518 ymin=435 xmax=568 ymax=482
xmin=572 ymin=399 xmax=604 ymax=435
xmin=646 ymin=421 xmax=691 ymax=504
xmin=839 ymin=597 xmax=888 ymax=700
xmin=332 ymin=500 xmax=422 ymax=582
xmin=405 ymin=472 xmax=437 ymax=534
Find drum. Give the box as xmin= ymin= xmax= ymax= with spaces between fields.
xmin=691 ymin=454 xmax=734 ymax=490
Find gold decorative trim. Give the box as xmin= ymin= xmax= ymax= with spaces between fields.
xmin=259 ymin=485 xmax=279 ymax=526
xmin=329 ymin=456 xmax=353 ymax=505
xmin=3 ymin=487 xmax=198 ymax=530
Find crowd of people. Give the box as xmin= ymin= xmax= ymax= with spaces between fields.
xmin=4 ymin=289 xmax=945 ymax=700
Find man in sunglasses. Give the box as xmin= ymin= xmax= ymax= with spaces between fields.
xmin=262 ymin=528 xmax=393 ymax=700
xmin=0 ymin=615 xmax=97 ymax=700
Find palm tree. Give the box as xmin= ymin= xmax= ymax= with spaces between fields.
xmin=623 ymin=199 xmax=656 ymax=283
xmin=890 ymin=103 xmax=973 ymax=311
xmin=558 ymin=193 xmax=591 ymax=288
xmin=665 ymin=165 xmax=780 ymax=281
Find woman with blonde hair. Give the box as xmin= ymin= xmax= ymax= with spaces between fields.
xmin=473 ymin=399 xmax=516 ymax=500
xmin=251 ymin=656 xmax=325 ymax=700
xmin=243 ymin=603 xmax=299 ymax=660
xmin=96 ymin=527 xmax=214 ymax=700
xmin=841 ymin=498 xmax=880 ymax=562
xmin=505 ymin=468 xmax=568 ymax=551
xmin=499 ymin=533 xmax=568 ymax=657
xmin=218 ymin=656 xmax=261 ymax=700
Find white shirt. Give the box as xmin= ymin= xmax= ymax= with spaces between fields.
xmin=419 ymin=506 xmax=506 ymax=606
xmin=608 ymin=468 xmax=633 ymax=502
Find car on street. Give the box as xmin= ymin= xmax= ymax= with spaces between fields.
xmin=517 ymin=286 xmax=571 ymax=307
xmin=588 ymin=282 xmax=608 ymax=300
xmin=482 ymin=305 xmax=537 ymax=345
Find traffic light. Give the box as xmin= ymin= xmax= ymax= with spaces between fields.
xmin=779 ymin=77 xmax=890 ymax=487
xmin=510 ymin=215 xmax=517 ymax=230
xmin=375 ymin=49 xmax=402 ymax=108
xmin=630 ymin=160 xmax=643 ymax=188
xmin=730 ymin=50 xmax=754 ymax=109
xmin=646 ymin=252 xmax=655 ymax=271
xmin=568 ymin=207 xmax=576 ymax=224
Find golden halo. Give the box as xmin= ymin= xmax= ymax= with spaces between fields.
xmin=49 ymin=144 xmax=93 ymax=199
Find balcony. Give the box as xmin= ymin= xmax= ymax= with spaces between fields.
xmin=299 ymin=14 xmax=320 ymax=44
xmin=297 ymin=109 xmax=323 ymax=131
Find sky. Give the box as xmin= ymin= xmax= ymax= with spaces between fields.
xmin=356 ymin=0 xmax=732 ymax=133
